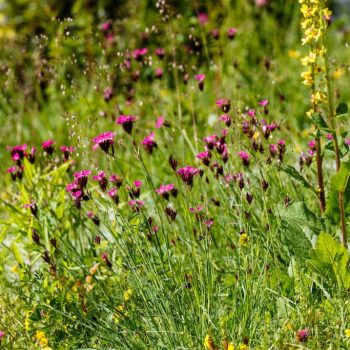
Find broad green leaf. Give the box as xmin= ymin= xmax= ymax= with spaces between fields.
xmin=11 ymin=241 xmax=24 ymax=265
xmin=281 ymin=222 xmax=312 ymax=260
xmin=309 ymin=232 xmax=350 ymax=290
xmin=325 ymin=160 xmax=350 ymax=224
xmin=278 ymin=201 xmax=322 ymax=235
xmin=278 ymin=165 xmax=315 ymax=192
xmin=336 ymin=102 xmax=348 ymax=116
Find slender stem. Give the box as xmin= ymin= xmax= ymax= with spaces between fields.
xmin=311 ymin=64 xmax=326 ymax=213
xmin=315 ymin=134 xmax=326 ymax=212
xmin=322 ymin=41 xmax=347 ymax=247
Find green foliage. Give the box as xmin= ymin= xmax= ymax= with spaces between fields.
xmin=309 ymin=232 xmax=350 ymax=290
xmin=325 ymin=160 xmax=350 ymax=223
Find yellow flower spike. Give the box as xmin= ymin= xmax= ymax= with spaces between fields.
xmin=124 ymin=288 xmax=133 ymax=301
xmin=238 ymin=343 xmax=248 ymax=350
xmin=345 ymin=328 xmax=350 ymax=338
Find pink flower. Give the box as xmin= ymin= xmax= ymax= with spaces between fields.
xmin=42 ymin=139 xmax=55 ymax=154
xmin=247 ymin=109 xmax=256 ymax=117
xmin=195 ymin=74 xmax=205 ymax=91
xmin=227 ymin=27 xmax=237 ymax=39
xmin=256 ymin=0 xmax=268 ymax=7
xmin=60 ymin=146 xmax=74 ymax=161
xmin=128 ymin=200 xmax=144 ymax=211
xmin=196 ymin=150 xmax=211 ymax=166
xmin=308 ymin=140 xmax=316 ymax=150
xmin=108 ymin=188 xmax=119 ymax=204
xmin=345 ymin=138 xmax=350 ymax=146
xmin=197 ymin=12 xmax=208 ymax=25
xmin=74 ymin=170 xmax=91 ymax=189
xmin=101 ymin=21 xmax=111 ymax=31
xmin=195 ymin=74 xmax=205 ymax=82
xmin=142 ymin=132 xmax=157 ymax=153
xmin=155 ymin=68 xmax=163 ymax=78
xmin=269 ymin=144 xmax=278 ymax=156
xmin=216 ymin=98 xmax=231 ymax=113
xmin=296 ymin=329 xmax=309 ymax=342
xmin=156 ymin=183 xmax=177 ymax=200
xmin=203 ymin=219 xmax=214 ymax=228
xmin=103 ymin=87 xmax=113 ymax=102
xmin=155 ymin=116 xmax=165 ymax=128
xmin=92 ymin=131 xmax=115 ymax=154
xmin=326 ymin=133 xmax=334 ymax=141
xmin=238 ymin=151 xmax=250 ymax=166
xmin=189 ymin=205 xmax=203 ymax=213
xmin=134 ymin=180 xmax=142 ymax=188
xmin=116 ymin=115 xmax=137 ymax=134
xmin=219 ymin=114 xmax=231 ymax=127
xmin=177 ymin=166 xmax=200 ymax=186
xmin=0 ymin=330 xmax=5 ymax=339
xmin=109 ymin=174 xmax=123 ymax=188
xmin=203 ymin=135 xmax=218 ymax=149
xmin=258 ymin=99 xmax=269 ymax=107
xmin=93 ymin=171 xmax=108 ymax=191
xmin=155 ymin=47 xmax=165 ymax=59
xmin=7 ymin=144 xmax=27 ymax=163
xmin=133 ymin=48 xmax=148 ymax=61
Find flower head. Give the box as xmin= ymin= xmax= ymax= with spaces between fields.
xmin=92 ymin=131 xmax=115 ymax=154
xmin=116 ymin=115 xmax=137 ymax=134
xmin=142 ymin=132 xmax=157 ymax=153
xmin=42 ymin=139 xmax=55 ymax=155
xmin=156 ymin=183 xmax=176 ymax=199
xmin=177 ymin=166 xmax=200 ymax=186
xmin=296 ymin=329 xmax=309 ymax=342
xmin=93 ymin=171 xmax=108 ymax=191
xmin=227 ymin=27 xmax=237 ymax=39
xmin=74 ymin=170 xmax=91 ymax=189
xmin=238 ymin=151 xmax=250 ymax=166
xmin=133 ymin=48 xmax=148 ymax=61
xmin=155 ymin=47 xmax=165 ymax=59
xmin=155 ymin=116 xmax=165 ymax=128
xmin=216 ymin=98 xmax=231 ymax=113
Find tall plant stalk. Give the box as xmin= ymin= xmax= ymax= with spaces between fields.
xmin=299 ymin=0 xmax=347 ymax=247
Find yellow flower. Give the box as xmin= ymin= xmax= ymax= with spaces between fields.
xmin=333 ymin=68 xmax=344 ymax=79
xmin=239 ymin=233 xmax=249 ymax=247
xmin=239 ymin=343 xmax=248 ymax=350
xmin=323 ymin=8 xmax=332 ymax=20
xmin=124 ymin=288 xmax=133 ymax=301
xmin=35 ymin=331 xmax=46 ymax=340
xmin=311 ymin=91 xmax=325 ymax=105
xmin=301 ymin=52 xmax=317 ymax=66
xmin=301 ymin=71 xmax=313 ymax=86
xmin=227 ymin=343 xmax=235 ymax=350
xmin=345 ymin=328 xmax=350 ymax=338
xmin=39 ymin=337 xmax=48 ymax=347
xmin=204 ymin=334 xmax=215 ymax=350
xmin=288 ymin=50 xmax=300 ymax=59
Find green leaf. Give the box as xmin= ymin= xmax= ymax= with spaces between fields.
xmin=278 ymin=165 xmax=315 ymax=192
xmin=312 ymin=113 xmax=329 ymax=131
xmin=309 ymin=232 xmax=350 ymax=289
xmin=325 ymin=160 xmax=350 ymax=224
xmin=11 ymin=241 xmax=24 ymax=265
xmin=280 ymin=222 xmax=312 ymax=260
xmin=336 ymin=102 xmax=348 ymax=116
xmin=278 ymin=201 xmax=322 ymax=235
